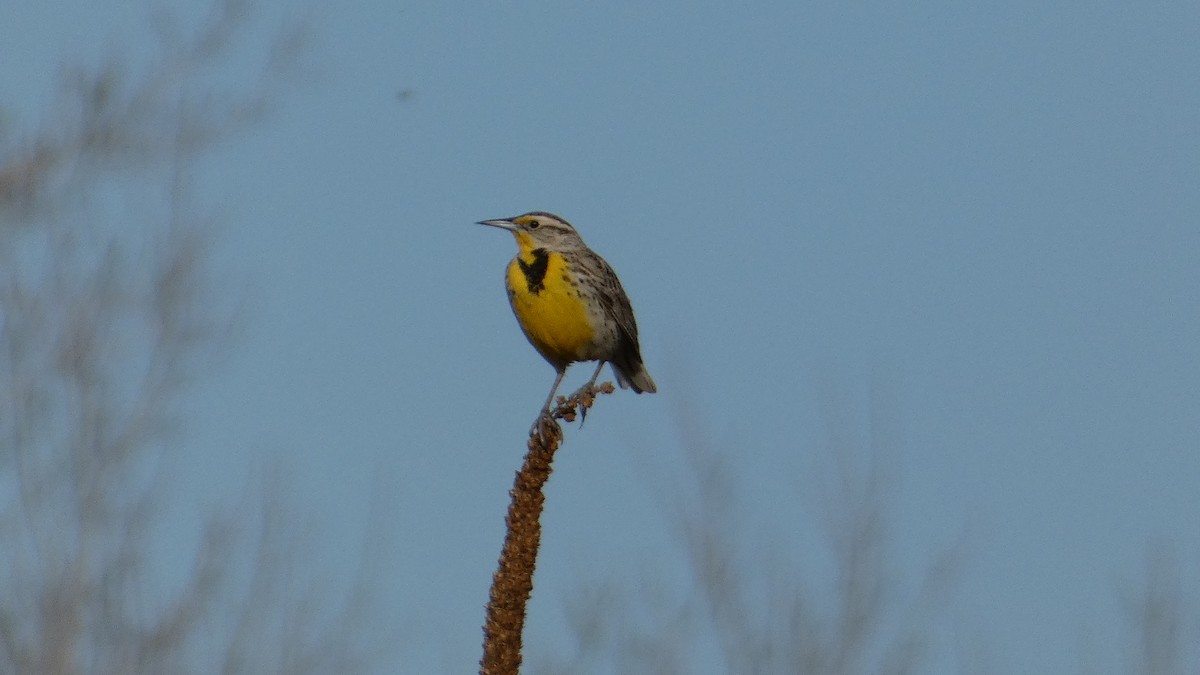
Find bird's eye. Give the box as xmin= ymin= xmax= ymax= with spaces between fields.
xmin=527 ymin=219 xmax=540 ymax=229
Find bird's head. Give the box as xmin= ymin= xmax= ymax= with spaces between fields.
xmin=477 ymin=211 xmax=586 ymax=253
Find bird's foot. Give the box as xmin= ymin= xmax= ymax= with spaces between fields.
xmin=533 ymin=383 xmax=615 ymax=440
xmin=529 ymin=411 xmax=562 ymax=445
xmin=564 ymin=381 xmax=614 ymax=427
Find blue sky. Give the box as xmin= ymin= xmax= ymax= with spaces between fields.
xmin=4 ymin=0 xmax=1198 ymax=672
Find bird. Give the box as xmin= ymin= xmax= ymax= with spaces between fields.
xmin=477 ymin=211 xmax=656 ymax=430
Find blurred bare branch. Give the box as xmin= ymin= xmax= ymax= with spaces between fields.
xmin=533 ymin=393 xmax=964 ymax=675
xmin=0 ymin=0 xmax=306 ymax=226
xmin=1123 ymin=547 xmax=1198 ymax=675
xmin=0 ymin=3 xmax=369 ymax=674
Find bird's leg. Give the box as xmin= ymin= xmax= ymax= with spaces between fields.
xmin=579 ymin=361 xmax=606 ymax=396
xmin=567 ymin=361 xmax=607 ymax=426
xmin=531 ymin=368 xmax=567 ymax=439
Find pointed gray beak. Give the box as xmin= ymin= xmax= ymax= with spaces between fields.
xmin=477 ymin=218 xmax=517 ymax=231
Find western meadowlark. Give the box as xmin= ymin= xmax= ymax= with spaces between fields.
xmin=478 ymin=211 xmax=656 ymax=429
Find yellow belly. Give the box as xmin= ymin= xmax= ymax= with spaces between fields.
xmin=506 ymin=254 xmax=594 ymax=367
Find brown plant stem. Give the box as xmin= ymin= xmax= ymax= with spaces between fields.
xmin=480 ymin=383 xmax=614 ymax=675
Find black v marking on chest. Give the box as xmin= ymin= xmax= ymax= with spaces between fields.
xmin=517 ymin=248 xmax=549 ymax=294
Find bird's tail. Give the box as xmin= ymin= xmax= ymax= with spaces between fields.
xmin=612 ymin=359 xmax=657 ymax=394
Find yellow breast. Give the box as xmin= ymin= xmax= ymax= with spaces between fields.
xmin=505 ymin=250 xmax=594 ymax=367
